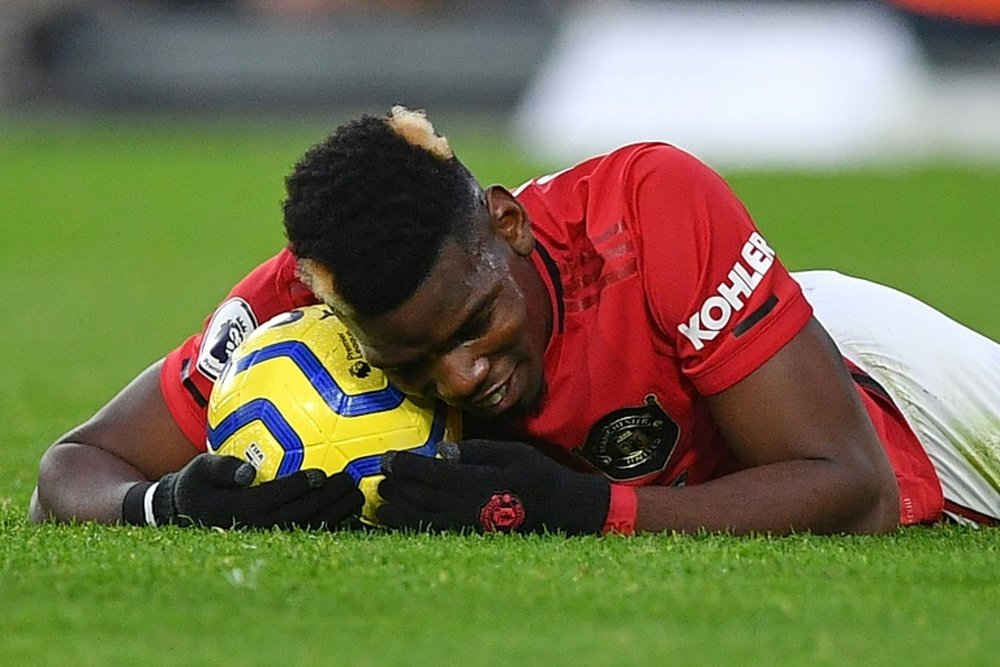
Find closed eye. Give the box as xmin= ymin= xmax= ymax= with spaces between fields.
xmin=453 ymin=299 xmax=496 ymax=343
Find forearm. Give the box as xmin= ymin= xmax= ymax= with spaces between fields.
xmin=633 ymin=458 xmax=899 ymax=535
xmin=32 ymin=442 xmax=147 ymax=524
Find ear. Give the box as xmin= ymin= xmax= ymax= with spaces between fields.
xmin=485 ymin=185 xmax=534 ymax=257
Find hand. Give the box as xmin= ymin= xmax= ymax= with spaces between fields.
xmin=377 ymin=440 xmax=610 ymax=535
xmin=123 ymin=453 xmax=364 ymax=530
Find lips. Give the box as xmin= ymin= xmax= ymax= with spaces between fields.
xmin=472 ymin=373 xmax=513 ymax=412
xmin=476 ymin=382 xmax=508 ymax=409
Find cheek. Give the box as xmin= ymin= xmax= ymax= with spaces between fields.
xmin=505 ymin=266 xmax=549 ymax=361
xmin=488 ymin=300 xmax=525 ymax=347
xmin=494 ymin=307 xmax=538 ymax=365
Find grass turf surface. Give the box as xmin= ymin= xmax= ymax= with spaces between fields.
xmin=1 ymin=119 xmax=998 ymax=665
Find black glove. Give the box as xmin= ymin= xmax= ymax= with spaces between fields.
xmin=122 ymin=453 xmax=364 ymax=530
xmin=377 ymin=439 xmax=610 ymax=535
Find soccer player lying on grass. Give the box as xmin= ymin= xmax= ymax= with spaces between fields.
xmin=31 ymin=107 xmax=1000 ymax=534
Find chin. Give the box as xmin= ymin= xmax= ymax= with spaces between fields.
xmin=512 ymin=377 xmax=547 ymax=419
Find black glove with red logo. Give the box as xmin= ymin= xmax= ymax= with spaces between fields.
xmin=377 ymin=439 xmax=611 ymax=535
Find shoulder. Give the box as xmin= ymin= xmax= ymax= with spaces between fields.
xmin=620 ymin=143 xmax=732 ymax=200
xmin=227 ymin=247 xmax=316 ymax=314
xmin=518 ymin=143 xmax=730 ymax=226
xmin=572 ymin=141 xmax=720 ymax=188
xmin=516 ymin=142 xmax=707 ymax=195
xmin=192 ymin=248 xmax=318 ymax=380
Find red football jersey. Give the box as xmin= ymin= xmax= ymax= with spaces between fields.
xmin=158 ymin=143 xmax=943 ymax=524
xmin=160 ymin=248 xmax=319 ymax=448
xmin=508 ymin=142 xmax=942 ymax=524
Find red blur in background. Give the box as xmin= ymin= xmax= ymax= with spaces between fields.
xmin=890 ymin=0 xmax=1000 ymax=24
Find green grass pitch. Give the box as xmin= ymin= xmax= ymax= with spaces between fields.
xmin=0 ymin=119 xmax=998 ymax=665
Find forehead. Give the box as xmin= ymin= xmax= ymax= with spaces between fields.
xmin=350 ymin=234 xmax=507 ymax=353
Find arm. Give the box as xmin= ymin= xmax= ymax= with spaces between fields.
xmin=375 ymin=147 xmax=898 ymax=535
xmin=376 ymin=319 xmax=900 ymax=536
xmin=31 ymin=358 xmax=364 ymax=529
xmin=633 ymin=318 xmax=900 ymax=535
xmin=30 ymin=360 xmax=200 ymax=523
xmin=627 ymin=147 xmax=899 ymax=533
xmin=32 ymin=248 xmax=366 ymax=527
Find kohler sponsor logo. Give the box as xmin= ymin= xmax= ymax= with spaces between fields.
xmin=678 ymin=232 xmax=776 ymax=350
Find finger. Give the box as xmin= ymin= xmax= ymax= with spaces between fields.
xmin=381 ymin=451 xmax=398 ymax=475
xmin=233 ymin=463 xmax=257 ymax=487
xmin=320 ymin=471 xmax=362 ymax=496
xmin=201 ymin=454 xmax=257 ymax=488
xmin=453 ymin=439 xmax=522 ymax=467
xmin=377 ymin=500 xmax=449 ymax=532
xmin=295 ymin=487 xmax=366 ymax=530
xmin=435 ymin=441 xmax=460 ymax=462
xmin=267 ymin=473 xmax=364 ymax=526
xmin=381 ymin=450 xmax=449 ymax=485
xmin=378 ymin=473 xmax=450 ymax=511
xmin=244 ymin=468 xmax=328 ymax=507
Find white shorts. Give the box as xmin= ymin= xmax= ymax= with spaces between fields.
xmin=794 ymin=270 xmax=1000 ymax=524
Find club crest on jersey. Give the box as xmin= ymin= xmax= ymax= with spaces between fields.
xmin=576 ymin=394 xmax=680 ymax=481
xmin=196 ymin=297 xmax=258 ymax=380
xmin=679 ymin=231 xmax=776 ymax=351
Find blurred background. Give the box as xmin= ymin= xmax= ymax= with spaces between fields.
xmin=2 ymin=1 xmax=999 ymax=467
xmin=0 ymin=3 xmax=998 ymax=620
xmin=2 ymin=1 xmax=998 ymax=450
xmin=3 ymin=0 xmax=1000 ymax=167
xmin=2 ymin=7 xmax=997 ymax=659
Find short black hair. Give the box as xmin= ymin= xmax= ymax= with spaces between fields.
xmin=283 ymin=107 xmax=483 ymax=316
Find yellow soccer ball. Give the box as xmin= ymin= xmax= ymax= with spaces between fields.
xmin=206 ymin=305 xmax=461 ymax=525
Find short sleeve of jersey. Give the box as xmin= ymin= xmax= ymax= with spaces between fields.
xmin=160 ymin=248 xmax=318 ymax=449
xmin=631 ymin=145 xmax=813 ymax=395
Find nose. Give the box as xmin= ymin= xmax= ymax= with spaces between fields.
xmin=432 ymin=346 xmax=490 ymax=404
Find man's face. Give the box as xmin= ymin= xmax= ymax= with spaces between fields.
xmin=348 ymin=196 xmax=551 ymax=419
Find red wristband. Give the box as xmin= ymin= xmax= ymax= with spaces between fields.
xmin=602 ymin=483 xmax=638 ymax=535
